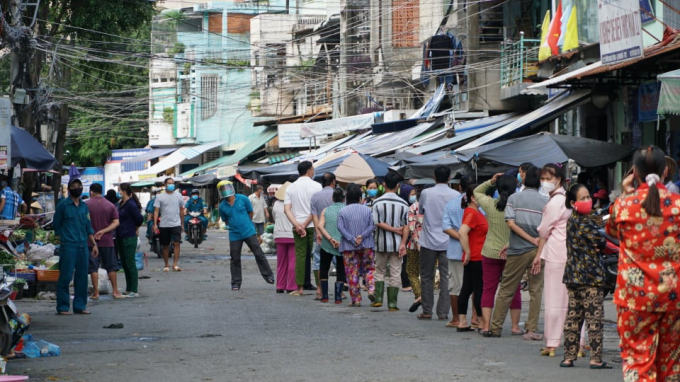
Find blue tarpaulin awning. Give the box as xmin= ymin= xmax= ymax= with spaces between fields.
xmin=11 ymin=126 xmax=58 ymax=171
xmin=121 ymin=147 xmax=178 ymax=164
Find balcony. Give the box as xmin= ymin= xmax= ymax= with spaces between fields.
xmin=500 ymin=32 xmax=541 ymax=100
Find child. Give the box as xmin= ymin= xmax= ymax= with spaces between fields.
xmin=560 ymin=183 xmax=612 ymax=369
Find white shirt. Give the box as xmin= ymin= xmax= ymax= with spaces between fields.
xmin=272 ymin=200 xmax=294 ymax=239
xmin=248 ymin=193 xmax=267 ymax=223
xmin=284 ymin=176 xmax=322 ymax=227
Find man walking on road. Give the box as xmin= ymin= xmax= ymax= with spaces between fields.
xmin=153 ymin=178 xmax=184 ymax=272
xmin=310 ymin=172 xmax=337 ymax=299
xmin=86 ymin=183 xmax=123 ymax=300
xmin=248 ymin=185 xmax=269 ymax=243
xmin=371 ymin=172 xmax=409 ymax=311
xmin=417 ymin=165 xmax=460 ymax=320
xmin=487 ymin=166 xmax=547 ymax=339
xmin=218 ymin=180 xmax=274 ymax=291
xmin=53 ymin=178 xmax=99 ymax=315
xmin=285 ymin=161 xmax=322 ymax=296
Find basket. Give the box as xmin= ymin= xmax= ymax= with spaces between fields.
xmin=36 ymin=270 xmax=60 ymax=282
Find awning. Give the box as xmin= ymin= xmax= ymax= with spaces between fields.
xmin=295 ymin=134 xmax=358 ymax=162
xmin=299 ymin=113 xmax=374 ymax=138
xmin=140 ymin=141 xmax=225 ymax=177
xmin=658 ymin=69 xmax=680 ymax=115
xmin=184 ymin=173 xmax=217 ymax=187
xmin=130 ymin=175 xmax=182 ymax=188
xmin=411 ymin=84 xmax=446 ymax=119
xmin=456 ymin=90 xmax=592 ymax=151
xmin=121 ymin=147 xmax=177 ymax=164
xmin=11 ymin=126 xmax=58 ymax=171
xmin=371 ymin=118 xmax=420 ymax=134
xmin=406 ymin=113 xmax=519 ymax=155
xmin=351 ymin=122 xmax=437 ymax=155
xmin=265 ymin=152 xmax=299 ymax=164
xmin=181 ymin=128 xmax=278 ymax=177
xmin=527 ymin=61 xmax=603 ymax=90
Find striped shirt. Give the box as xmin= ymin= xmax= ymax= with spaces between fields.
xmin=372 ymin=192 xmax=409 ymax=252
xmin=504 ymin=188 xmax=548 ymax=256
xmin=321 ymin=203 xmax=344 ymax=256
xmin=1 ymin=187 xmax=23 ymax=220
xmin=337 ymin=203 xmax=375 ymax=253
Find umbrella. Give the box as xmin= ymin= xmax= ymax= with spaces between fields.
xmin=68 ymin=162 xmax=80 ymax=181
xmin=394 ymin=152 xmax=513 ymax=180
xmin=263 ymin=153 xmax=392 ymax=184
xmin=454 ymin=132 xmax=634 ymax=168
xmin=10 ymin=126 xmax=58 ymax=171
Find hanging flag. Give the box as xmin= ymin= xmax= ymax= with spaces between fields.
xmin=557 ymin=0 xmax=573 ymax=48
xmin=538 ymin=10 xmax=552 ymax=61
xmin=562 ymin=5 xmax=579 ymax=52
xmin=547 ymin=0 xmax=563 ymax=55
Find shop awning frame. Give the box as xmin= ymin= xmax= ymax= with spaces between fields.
xmin=658 ymin=68 xmax=680 ymax=115
xmin=120 ymin=147 xmax=177 ymax=164
xmin=139 ymin=141 xmax=226 ymax=177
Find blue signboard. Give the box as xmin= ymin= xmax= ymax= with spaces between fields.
xmin=81 ymin=167 xmax=105 ymax=194
xmin=640 ymin=0 xmax=654 ymax=24
xmin=109 ymin=148 xmax=149 ymax=162
xmin=638 ymin=81 xmax=661 ymax=123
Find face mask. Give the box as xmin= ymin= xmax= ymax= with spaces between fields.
xmin=32 ymin=197 xmax=38 ymax=201
xmin=409 ymin=195 xmax=417 ymax=204
xmin=541 ymin=181 xmax=556 ymax=194
xmin=166 ymin=184 xmax=176 ymax=192
xmin=367 ymin=189 xmax=378 ymax=198
xmin=517 ymin=173 xmax=522 ymax=183
xmin=573 ymin=200 xmax=592 ymax=215
xmin=192 ymin=195 xmax=198 ymax=200
xmin=362 ymin=193 xmax=366 ymax=199
xmin=220 ymin=190 xmax=229 ymax=198
xmin=116 ymin=192 xmax=121 ymax=199
xmin=69 ymin=188 xmax=83 ymax=198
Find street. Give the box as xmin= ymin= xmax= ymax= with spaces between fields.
xmin=10 ymin=228 xmax=623 ymax=382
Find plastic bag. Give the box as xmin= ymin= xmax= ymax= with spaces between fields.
xmin=135 ymin=252 xmax=144 ymax=270
xmin=22 ymin=339 xmax=60 ymax=358
xmin=86 ymin=269 xmax=111 ymax=295
xmin=136 ymin=237 xmax=142 ymax=253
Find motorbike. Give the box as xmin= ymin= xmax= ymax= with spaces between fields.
xmin=187 ymin=211 xmax=204 ymax=248
xmin=150 ymin=216 xmax=175 ymax=258
xmin=597 ymin=214 xmax=619 ymax=299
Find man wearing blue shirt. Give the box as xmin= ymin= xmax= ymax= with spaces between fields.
xmin=184 ymin=189 xmax=208 ymax=240
xmin=53 ymin=178 xmax=99 ymax=315
xmin=0 ymin=181 xmax=26 ymax=220
xmin=217 ymin=181 xmax=274 ymax=291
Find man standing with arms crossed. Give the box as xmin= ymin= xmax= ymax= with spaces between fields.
xmin=311 ymin=172 xmax=337 ymax=300
xmin=371 ymin=172 xmax=409 ymax=311
xmin=86 ymin=183 xmax=124 ymax=300
xmin=417 ymin=165 xmax=460 ymax=320
xmin=285 ymin=162 xmax=322 ymax=296
xmin=248 ymin=185 xmax=269 ymax=243
xmin=54 ymin=178 xmax=99 ymax=315
xmin=154 ymin=178 xmax=185 ymax=272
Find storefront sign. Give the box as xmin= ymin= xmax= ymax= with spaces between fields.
xmin=638 ymin=81 xmax=660 ymax=123
xmin=278 ymin=124 xmax=312 ymax=148
xmin=298 ymin=113 xmax=375 ymax=138
xmin=598 ymin=0 xmax=644 ymax=65
xmin=639 ymin=0 xmax=654 ymax=24
xmin=0 ymin=99 xmax=11 ymax=172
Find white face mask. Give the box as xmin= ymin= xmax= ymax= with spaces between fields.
xmin=541 ymin=181 xmax=556 ymax=194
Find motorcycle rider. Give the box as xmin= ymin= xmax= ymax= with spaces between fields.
xmin=145 ymin=188 xmax=158 ymax=246
xmin=217 ymin=180 xmax=274 ymax=290
xmin=184 ymin=189 xmax=208 ymax=241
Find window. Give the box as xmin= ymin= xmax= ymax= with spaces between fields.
xmin=201 ymin=74 xmax=218 ymax=120
xmin=306 ymin=82 xmax=328 ymax=108
xmin=265 ymin=44 xmax=286 ymax=68
xmin=392 ymin=0 xmax=420 ymax=48
xmin=180 ymin=78 xmax=190 ymax=103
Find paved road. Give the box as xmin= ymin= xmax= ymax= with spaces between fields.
xmin=10 ymin=228 xmax=624 ymax=381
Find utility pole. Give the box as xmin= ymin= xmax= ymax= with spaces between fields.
xmin=339 ymin=1 xmax=348 ymax=117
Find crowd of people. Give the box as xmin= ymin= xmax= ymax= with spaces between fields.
xmin=50 ymin=144 xmax=680 ymax=381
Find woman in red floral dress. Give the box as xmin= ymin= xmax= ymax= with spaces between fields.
xmin=607 ymin=146 xmax=680 ymax=382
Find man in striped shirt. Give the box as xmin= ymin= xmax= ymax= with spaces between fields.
xmin=371 ymin=172 xmax=409 ymax=311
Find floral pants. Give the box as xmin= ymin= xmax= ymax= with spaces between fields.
xmin=405 ymin=248 xmax=421 ymax=299
xmin=343 ymin=249 xmax=375 ymax=304
xmin=618 ymin=306 xmax=680 ymax=382
xmin=563 ymin=287 xmax=603 ymax=363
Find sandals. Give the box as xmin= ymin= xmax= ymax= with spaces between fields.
xmin=482 ymin=331 xmax=501 ymax=338
xmin=289 ymin=291 xmax=304 ymax=296
xmin=265 ymin=277 xmax=275 ymax=285
xmin=590 ymin=362 xmax=613 ymax=369
xmin=417 ymin=314 xmax=432 ymax=320
xmin=523 ymin=331 xmax=544 ymax=341
xmin=173 ymin=266 xmax=182 ymax=272
xmin=560 ymin=360 xmax=574 ymax=368
xmin=456 ymin=326 xmax=475 ymax=332
xmin=408 ymin=300 xmax=422 ymax=313
xmin=540 ymin=348 xmax=556 ymax=357
xmin=162 ymin=267 xmax=170 ymax=272
xmin=74 ymin=310 xmax=91 ymax=315
xmin=350 ymin=302 xmax=361 ymax=307
xmin=445 ymin=321 xmax=459 ymax=328
xmin=232 ymin=284 xmax=241 ymax=291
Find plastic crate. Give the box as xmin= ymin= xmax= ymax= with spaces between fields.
xmin=9 ymin=271 xmax=36 ymax=282
xmin=36 ymin=281 xmax=57 ymax=293
xmin=36 ymin=270 xmax=59 ymax=282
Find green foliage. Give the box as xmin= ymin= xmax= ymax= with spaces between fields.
xmin=168 ymin=42 xmax=186 ymax=56
xmin=163 ymin=107 xmax=174 ymax=124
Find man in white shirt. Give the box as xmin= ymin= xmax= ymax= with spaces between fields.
xmin=284 ymin=161 xmax=322 ymax=296
xmin=248 ymin=185 xmax=269 ymax=243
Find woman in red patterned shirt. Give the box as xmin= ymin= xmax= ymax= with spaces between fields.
xmin=607 ymin=146 xmax=680 ymax=382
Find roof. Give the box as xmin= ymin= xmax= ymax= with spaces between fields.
xmin=253 ymin=111 xmax=331 ymax=127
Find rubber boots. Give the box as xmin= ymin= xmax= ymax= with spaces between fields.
xmin=334 ymin=282 xmax=344 ymax=304
xmin=387 ymin=286 xmax=400 ymax=311
xmin=320 ymin=280 xmax=329 ymax=303
xmin=370 ymin=281 xmax=384 ymax=307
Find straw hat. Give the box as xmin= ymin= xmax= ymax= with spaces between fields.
xmin=275 ymin=182 xmax=291 ymax=200
xmin=30 ymin=201 xmax=43 ymax=211
xmin=31 ymin=192 xmax=39 ymax=197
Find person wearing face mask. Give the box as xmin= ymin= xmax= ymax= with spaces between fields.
xmin=53 ymin=178 xmax=99 ymax=315
xmin=184 ymin=189 xmax=208 ymax=240
xmin=363 ymin=179 xmax=379 ymax=208
xmin=534 ymin=163 xmax=586 ymax=356
xmin=218 ymin=180 xmax=275 ymax=291
xmin=559 ymin=183 xmax=611 ymax=369
xmin=153 ymin=178 xmax=185 ymax=272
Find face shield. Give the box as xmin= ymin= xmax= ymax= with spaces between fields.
xmin=218 ymin=182 xmax=235 ymax=198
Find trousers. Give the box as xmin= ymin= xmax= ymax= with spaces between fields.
xmin=375 ymin=251 xmax=401 ymax=287
xmin=563 ymin=287 xmax=603 ymax=363
xmin=229 ymin=235 xmax=273 ymax=286
xmin=116 ymin=237 xmax=138 ymax=294
xmin=275 ymin=238 xmax=296 ymax=291
xmin=458 ymin=260 xmax=483 ymax=316
xmin=320 ymin=248 xmax=346 ymax=283
xmin=491 ymin=249 xmax=544 ymax=335
xmin=481 ymin=256 xmax=521 ymax=309
xmin=343 ymin=249 xmax=375 ymax=303
xmin=419 ymin=247 xmax=450 ymax=318
xmin=405 ymin=248 xmax=421 ymax=299
xmin=57 ymin=243 xmax=89 ymax=313
xmin=617 ymin=306 xmax=680 ymax=381
xmin=293 ymin=228 xmax=314 ymax=286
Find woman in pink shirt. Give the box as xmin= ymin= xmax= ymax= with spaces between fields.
xmin=534 ymin=163 xmax=585 ymax=357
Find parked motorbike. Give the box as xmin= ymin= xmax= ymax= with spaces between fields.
xmin=187 ymin=211 xmax=204 ymax=248
xmin=597 ymin=214 xmax=619 ymax=299
xmin=150 ymin=217 xmax=175 ymax=258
